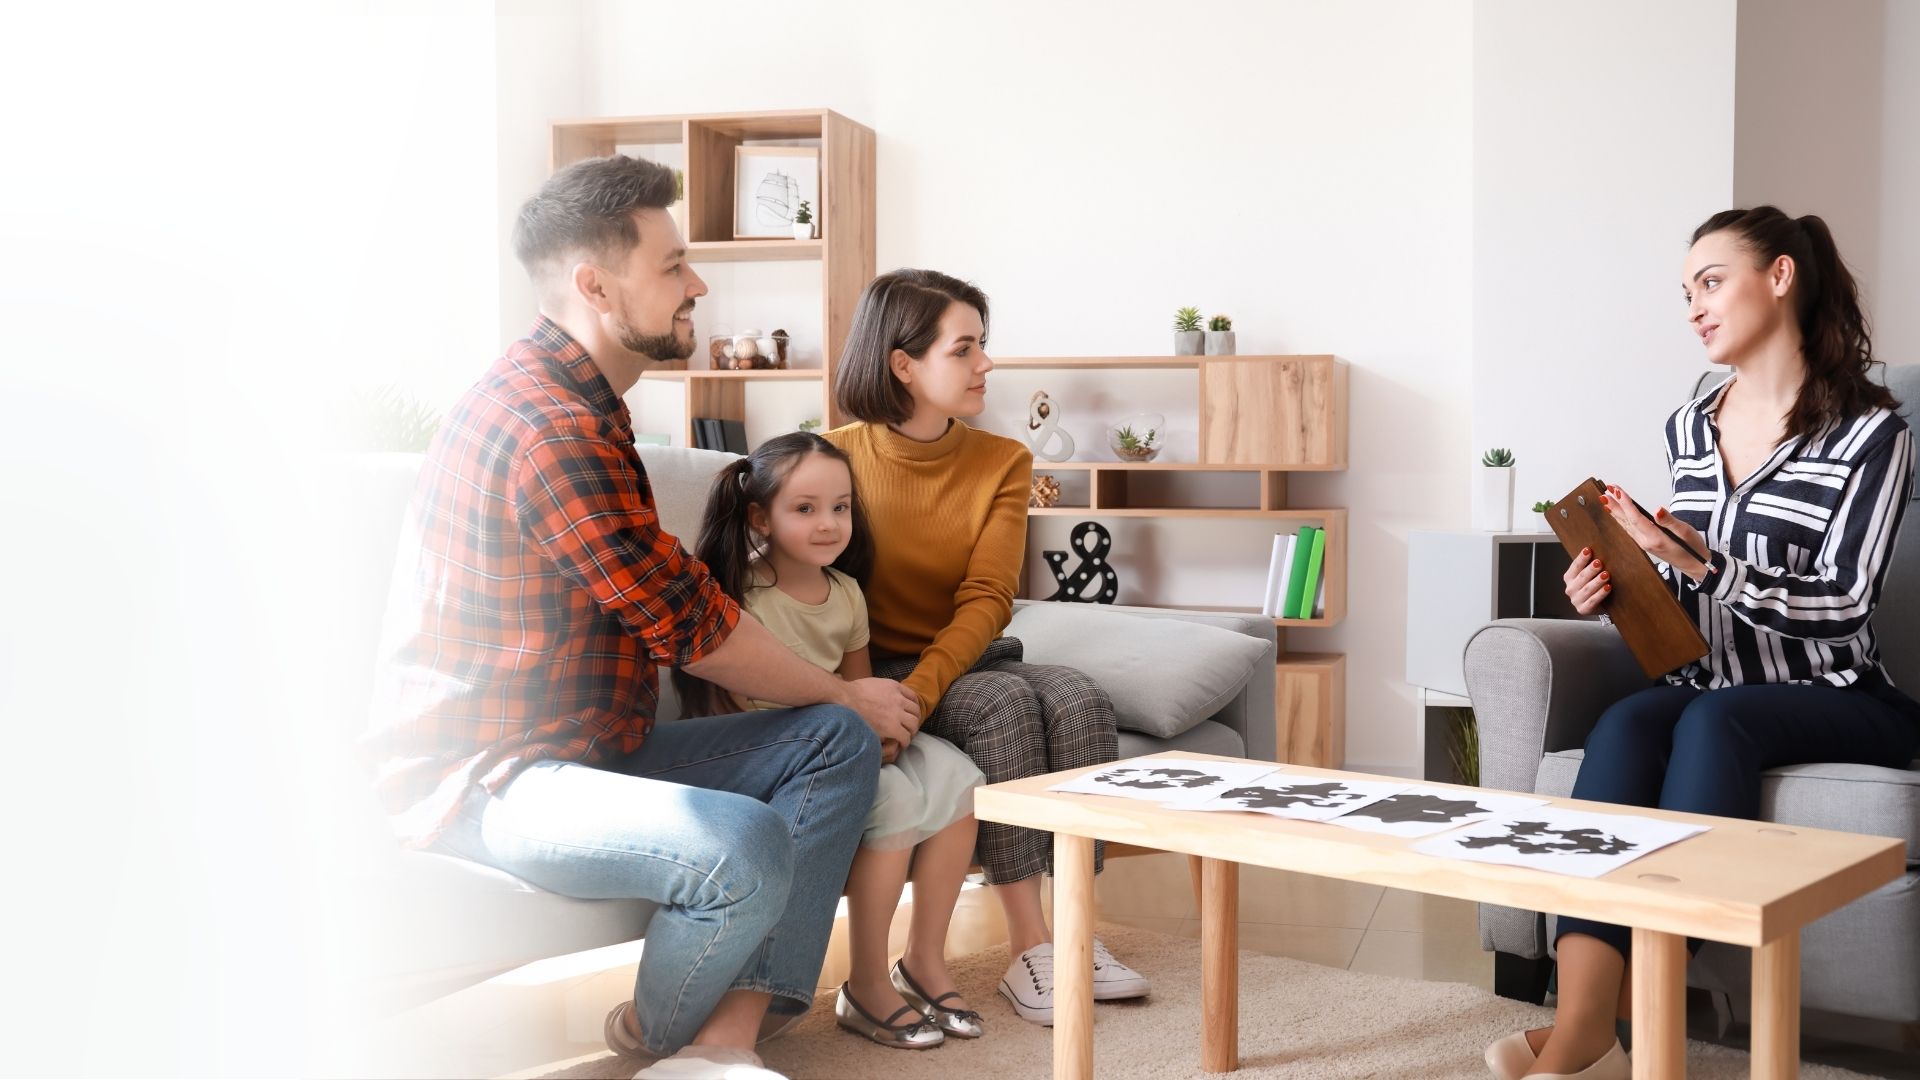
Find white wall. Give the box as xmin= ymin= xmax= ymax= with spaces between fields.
xmin=560 ymin=0 xmax=1477 ymax=769
xmin=496 ymin=0 xmax=587 ymax=352
xmin=1472 ymin=0 xmax=1738 ymax=520
xmin=1733 ymin=0 xmax=1919 ymax=373
xmin=1879 ymin=1 xmax=1920 ymax=368
xmin=1 ymin=2 xmax=499 ymax=1075
xmin=1734 ymin=0 xmax=1886 ymax=340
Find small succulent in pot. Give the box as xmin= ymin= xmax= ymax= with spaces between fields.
xmin=1172 ymin=306 xmax=1204 ymax=356
xmin=1107 ymin=413 xmax=1165 ymax=462
xmin=1204 ymin=313 xmax=1236 ymax=355
xmin=1481 ymin=448 xmax=1515 ymax=468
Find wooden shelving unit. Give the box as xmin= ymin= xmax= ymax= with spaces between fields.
xmin=551 ymin=109 xmax=875 ymax=445
xmin=1009 ymin=354 xmax=1349 ymax=766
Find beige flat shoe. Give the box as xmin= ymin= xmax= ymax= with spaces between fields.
xmin=1522 ymin=1038 xmax=1629 ymax=1080
xmin=1484 ymin=1028 xmax=1537 ymax=1080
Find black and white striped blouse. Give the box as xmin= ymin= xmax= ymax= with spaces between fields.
xmin=1661 ymin=378 xmax=1915 ymax=690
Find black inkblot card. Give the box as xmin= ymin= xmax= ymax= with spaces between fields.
xmin=1325 ymin=785 xmax=1548 ymax=838
xmin=1178 ymin=774 xmax=1411 ymax=821
xmin=1048 ymin=757 xmax=1286 ymax=804
xmin=1411 ymin=806 xmax=1708 ymax=878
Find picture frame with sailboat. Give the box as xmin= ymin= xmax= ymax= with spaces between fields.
xmin=732 ymin=145 xmax=820 ymax=239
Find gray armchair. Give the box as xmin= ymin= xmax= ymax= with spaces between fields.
xmin=1465 ymin=363 xmax=1920 ymax=1026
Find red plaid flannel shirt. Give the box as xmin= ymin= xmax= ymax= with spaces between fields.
xmin=366 ymin=317 xmax=740 ymax=846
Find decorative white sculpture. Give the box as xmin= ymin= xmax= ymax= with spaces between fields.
xmin=1024 ymin=389 xmax=1075 ymax=463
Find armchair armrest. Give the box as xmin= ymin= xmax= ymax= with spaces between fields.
xmin=1467 ymin=618 xmax=1652 ymax=963
xmin=1463 ymin=618 xmax=1653 ymax=796
xmin=1011 ymin=600 xmax=1278 ymax=762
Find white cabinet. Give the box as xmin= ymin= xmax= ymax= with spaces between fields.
xmin=1406 ymin=529 xmax=1584 ymax=779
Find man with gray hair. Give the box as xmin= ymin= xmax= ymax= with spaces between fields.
xmin=367 ymin=155 xmax=918 ymax=1080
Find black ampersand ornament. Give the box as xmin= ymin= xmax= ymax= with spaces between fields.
xmin=1043 ymin=521 xmax=1119 ymax=604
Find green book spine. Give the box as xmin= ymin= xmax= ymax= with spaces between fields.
xmin=1281 ymin=525 xmax=1317 ymax=619
xmin=1297 ymin=527 xmax=1328 ymax=619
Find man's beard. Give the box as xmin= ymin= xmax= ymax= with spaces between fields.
xmin=617 ymin=309 xmax=695 ymax=362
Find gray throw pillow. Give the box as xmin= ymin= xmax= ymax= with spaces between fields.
xmin=1003 ymin=604 xmax=1271 ymax=738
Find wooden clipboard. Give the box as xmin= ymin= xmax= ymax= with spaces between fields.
xmin=1545 ymin=477 xmax=1709 ymax=678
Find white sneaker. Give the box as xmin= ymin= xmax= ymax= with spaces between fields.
xmin=999 ymin=942 xmax=1055 ymax=1025
xmin=1092 ymin=937 xmax=1151 ymax=1000
xmin=633 ymin=1046 xmax=787 ymax=1080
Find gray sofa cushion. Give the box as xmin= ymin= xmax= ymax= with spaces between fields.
xmin=1004 ymin=603 xmax=1270 ymax=738
xmin=638 ymin=444 xmax=740 ymax=542
xmin=1118 ymin=718 xmax=1246 ymax=760
xmin=1540 ymin=749 xmax=1920 ymax=861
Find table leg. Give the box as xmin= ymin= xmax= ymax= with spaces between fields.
xmin=1053 ymin=832 xmax=1095 ymax=1080
xmin=1752 ymin=933 xmax=1801 ymax=1080
xmin=1201 ymin=858 xmax=1240 ymax=1072
xmin=1631 ymin=928 xmax=1687 ymax=1079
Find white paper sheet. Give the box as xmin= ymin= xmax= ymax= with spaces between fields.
xmin=1046 ymin=757 xmax=1283 ymax=804
xmin=1172 ymin=774 xmax=1412 ymax=821
xmin=1325 ymin=786 xmax=1550 ymax=838
xmin=1410 ymin=806 xmax=1708 ymax=878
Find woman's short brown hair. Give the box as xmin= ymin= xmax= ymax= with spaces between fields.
xmin=833 ymin=269 xmax=990 ymax=424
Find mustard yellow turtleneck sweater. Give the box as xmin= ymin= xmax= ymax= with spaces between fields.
xmin=824 ymin=419 xmax=1032 ymax=716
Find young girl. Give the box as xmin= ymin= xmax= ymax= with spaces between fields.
xmin=674 ymin=432 xmax=988 ymax=1051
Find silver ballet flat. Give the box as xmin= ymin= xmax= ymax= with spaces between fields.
xmin=890 ymin=959 xmax=984 ymax=1039
xmin=834 ymin=983 xmax=945 ymax=1050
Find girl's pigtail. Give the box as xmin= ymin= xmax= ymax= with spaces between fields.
xmin=671 ymin=457 xmax=759 ymax=718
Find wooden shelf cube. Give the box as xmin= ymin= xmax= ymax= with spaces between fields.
xmin=1275 ymin=653 xmax=1345 ymax=767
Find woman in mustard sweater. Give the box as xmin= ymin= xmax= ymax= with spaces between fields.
xmin=825 ymin=269 xmax=1148 ymax=1026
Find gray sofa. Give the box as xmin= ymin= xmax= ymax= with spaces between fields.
xmin=1466 ymin=363 xmax=1920 ymax=1026
xmin=344 ymin=444 xmax=1277 ymax=1011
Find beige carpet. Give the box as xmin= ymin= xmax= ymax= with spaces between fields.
xmin=537 ymin=922 xmax=1876 ymax=1079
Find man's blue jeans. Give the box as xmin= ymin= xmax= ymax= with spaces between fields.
xmin=437 ymin=705 xmax=880 ymax=1056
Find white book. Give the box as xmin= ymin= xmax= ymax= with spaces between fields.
xmin=1262 ymin=533 xmax=1296 ymax=618
xmin=1260 ymin=534 xmax=1283 ymax=617
xmin=1313 ymin=575 xmax=1326 ymax=618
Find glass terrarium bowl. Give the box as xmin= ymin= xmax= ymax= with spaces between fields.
xmin=1106 ymin=412 xmax=1164 ymax=463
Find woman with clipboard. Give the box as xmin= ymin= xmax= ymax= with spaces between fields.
xmin=1489 ymin=208 xmax=1920 ymax=1080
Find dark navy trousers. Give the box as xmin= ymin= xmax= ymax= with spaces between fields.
xmin=1554 ymin=676 xmax=1920 ymax=960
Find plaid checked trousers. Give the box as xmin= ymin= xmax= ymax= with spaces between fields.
xmin=875 ymin=637 xmax=1117 ymax=883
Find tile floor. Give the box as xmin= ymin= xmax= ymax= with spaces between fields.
xmin=1035 ymin=852 xmax=1492 ymax=993
xmin=381 ymin=852 xmax=1918 ymax=1078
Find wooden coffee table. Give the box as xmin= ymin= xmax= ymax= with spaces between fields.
xmin=974 ymin=751 xmax=1904 ymax=1080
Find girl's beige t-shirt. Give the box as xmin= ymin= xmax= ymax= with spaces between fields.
xmin=738 ymin=565 xmax=870 ymax=710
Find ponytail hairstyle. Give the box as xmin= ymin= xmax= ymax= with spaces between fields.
xmin=1691 ymin=206 xmax=1899 ymax=441
xmin=671 ymin=431 xmax=875 ymax=717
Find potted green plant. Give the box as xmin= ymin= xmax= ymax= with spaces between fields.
xmin=1478 ymin=448 xmax=1515 ymax=531
xmin=1106 ymin=413 xmax=1164 ymax=462
xmin=1172 ymin=306 xmax=1204 ymax=355
xmin=1530 ymin=499 xmax=1555 ymax=532
xmin=669 ymin=168 xmax=688 ymax=239
xmin=1205 ymin=313 xmax=1236 ymax=355
xmin=1445 ymin=707 xmax=1480 ymax=786
xmin=345 ymin=385 xmax=442 ymax=453
xmin=791 ymin=199 xmax=814 ymax=240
